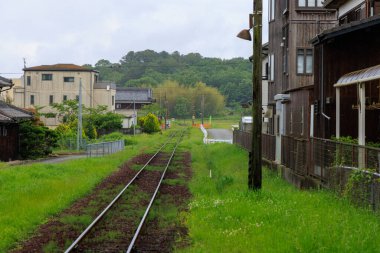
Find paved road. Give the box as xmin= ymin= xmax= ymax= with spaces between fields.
xmin=206 ymin=129 xmax=233 ymax=141
xmin=41 ymin=155 xmax=87 ymax=164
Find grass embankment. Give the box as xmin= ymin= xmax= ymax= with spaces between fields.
xmin=179 ymin=128 xmax=380 ymax=252
xmin=0 ymin=133 xmax=167 ymax=252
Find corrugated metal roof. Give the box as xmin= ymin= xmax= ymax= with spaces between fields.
xmin=115 ymin=88 xmax=152 ymax=102
xmin=311 ymin=15 xmax=380 ymax=45
xmin=94 ymin=82 xmax=117 ymax=90
xmin=334 ymin=64 xmax=380 ymax=87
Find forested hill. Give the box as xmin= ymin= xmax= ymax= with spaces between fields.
xmin=89 ymin=50 xmax=252 ymax=106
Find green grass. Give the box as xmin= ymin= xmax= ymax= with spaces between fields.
xmin=177 ymin=128 xmax=380 ymax=253
xmin=0 ymin=132 xmax=169 ymax=252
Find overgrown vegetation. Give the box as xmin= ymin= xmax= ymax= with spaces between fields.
xmin=52 ymin=100 xmax=123 ymax=140
xmin=177 ymin=128 xmax=380 ymax=252
xmin=0 ymin=132 xmax=167 ymax=252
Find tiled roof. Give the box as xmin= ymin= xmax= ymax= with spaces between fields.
xmin=0 ymin=113 xmax=12 ymax=123
xmin=0 ymin=76 xmax=14 ymax=88
xmin=23 ymin=64 xmax=98 ymax=72
xmin=0 ymin=101 xmax=33 ymax=122
xmin=116 ymin=88 xmax=153 ymax=102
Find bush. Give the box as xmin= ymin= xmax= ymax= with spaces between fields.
xmin=140 ymin=113 xmax=161 ymax=134
xmin=19 ymin=121 xmax=59 ymax=159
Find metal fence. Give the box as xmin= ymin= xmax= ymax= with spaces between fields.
xmin=57 ymin=137 xmax=87 ymax=150
xmin=86 ymin=140 xmax=124 ymax=157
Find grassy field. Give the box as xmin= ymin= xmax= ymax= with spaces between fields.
xmin=178 ymin=128 xmax=380 ymax=253
xmin=0 ymin=133 xmax=167 ymax=252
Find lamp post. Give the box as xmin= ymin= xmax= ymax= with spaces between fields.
xmin=237 ymin=0 xmax=262 ymax=190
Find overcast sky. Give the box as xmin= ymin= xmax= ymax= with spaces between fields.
xmin=0 ymin=0 xmax=268 ymax=77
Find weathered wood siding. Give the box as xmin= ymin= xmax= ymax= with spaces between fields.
xmin=0 ymin=124 xmax=19 ymax=161
xmin=314 ymin=22 xmax=380 ymax=140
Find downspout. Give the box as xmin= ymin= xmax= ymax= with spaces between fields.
xmin=320 ymin=42 xmax=331 ymax=137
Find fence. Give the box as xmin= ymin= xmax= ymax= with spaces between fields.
xmin=281 ymin=135 xmax=308 ymax=176
xmin=233 ymin=131 xmax=275 ymax=161
xmin=233 ymin=129 xmax=380 ymax=210
xmin=57 ymin=138 xmax=87 ymax=150
xmin=201 ymin=125 xmax=233 ymax=144
xmin=86 ymin=140 xmax=124 ymax=157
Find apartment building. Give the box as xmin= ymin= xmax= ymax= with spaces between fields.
xmin=13 ymin=64 xmax=116 ymax=127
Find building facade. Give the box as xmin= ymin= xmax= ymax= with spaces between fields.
xmin=312 ymin=0 xmax=380 ymax=144
xmin=13 ymin=64 xmax=116 ymax=127
xmin=267 ymin=0 xmax=336 ymax=162
xmin=115 ymin=87 xmax=153 ymax=128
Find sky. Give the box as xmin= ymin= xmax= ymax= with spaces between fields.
xmin=0 ymin=0 xmax=268 ymax=78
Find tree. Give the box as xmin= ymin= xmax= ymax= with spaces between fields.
xmin=174 ymin=96 xmax=190 ymax=121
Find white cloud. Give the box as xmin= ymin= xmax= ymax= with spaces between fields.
xmin=0 ymin=0 xmax=268 ymax=77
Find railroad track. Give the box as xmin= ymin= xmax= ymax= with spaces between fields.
xmin=64 ymin=131 xmax=184 ymax=253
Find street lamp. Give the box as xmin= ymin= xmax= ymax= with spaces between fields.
xmin=237 ymin=0 xmax=262 ymax=190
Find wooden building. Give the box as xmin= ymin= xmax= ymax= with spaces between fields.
xmin=0 ymin=76 xmax=33 ymax=161
xmin=267 ymin=0 xmax=336 ymax=162
xmin=115 ymin=87 xmax=153 ymax=128
xmin=312 ymin=1 xmax=380 ymax=144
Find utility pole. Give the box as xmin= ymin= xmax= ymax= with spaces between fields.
xmin=133 ymin=97 xmax=136 ymax=136
xmin=250 ymin=0 xmax=263 ymax=190
xmin=77 ymin=78 xmax=83 ymax=151
xmin=201 ymin=94 xmax=205 ymax=125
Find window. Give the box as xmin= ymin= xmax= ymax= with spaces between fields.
xmin=2 ymin=126 xmax=7 ymax=137
xmin=30 ymin=95 xmax=35 ymax=105
xmin=64 ymin=77 xmax=74 ymax=82
xmin=269 ymin=0 xmax=275 ymax=20
xmin=49 ymin=95 xmax=54 ymax=105
xmin=63 ymin=95 xmax=68 ymax=102
xmin=298 ymin=0 xmax=323 ymax=7
xmin=27 ymin=76 xmax=31 ymax=86
xmin=269 ymin=53 xmax=275 ymax=81
xmin=42 ymin=74 xmax=53 ymax=81
xmin=76 ymin=95 xmax=79 ymax=102
xmin=112 ymin=95 xmax=115 ymax=106
xmin=297 ymin=49 xmax=313 ymax=75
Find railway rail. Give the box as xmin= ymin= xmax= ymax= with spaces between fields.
xmin=64 ymin=131 xmax=184 ymax=253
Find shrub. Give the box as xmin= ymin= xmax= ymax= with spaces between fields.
xmin=141 ymin=113 xmax=161 ymax=134
xmin=19 ymin=121 xmax=59 ymax=159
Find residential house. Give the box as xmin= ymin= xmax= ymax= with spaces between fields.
xmin=13 ymin=64 xmax=116 ymax=127
xmin=0 ymin=76 xmax=33 ymax=161
xmin=312 ymin=1 xmax=380 ymax=146
xmin=115 ymin=87 xmax=153 ymax=128
xmin=261 ymin=43 xmax=272 ymax=134
xmin=267 ymin=0 xmax=336 ymax=163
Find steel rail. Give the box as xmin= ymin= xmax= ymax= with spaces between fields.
xmin=64 ymin=132 xmax=177 ymax=253
xmin=126 ymin=131 xmax=184 ymax=253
